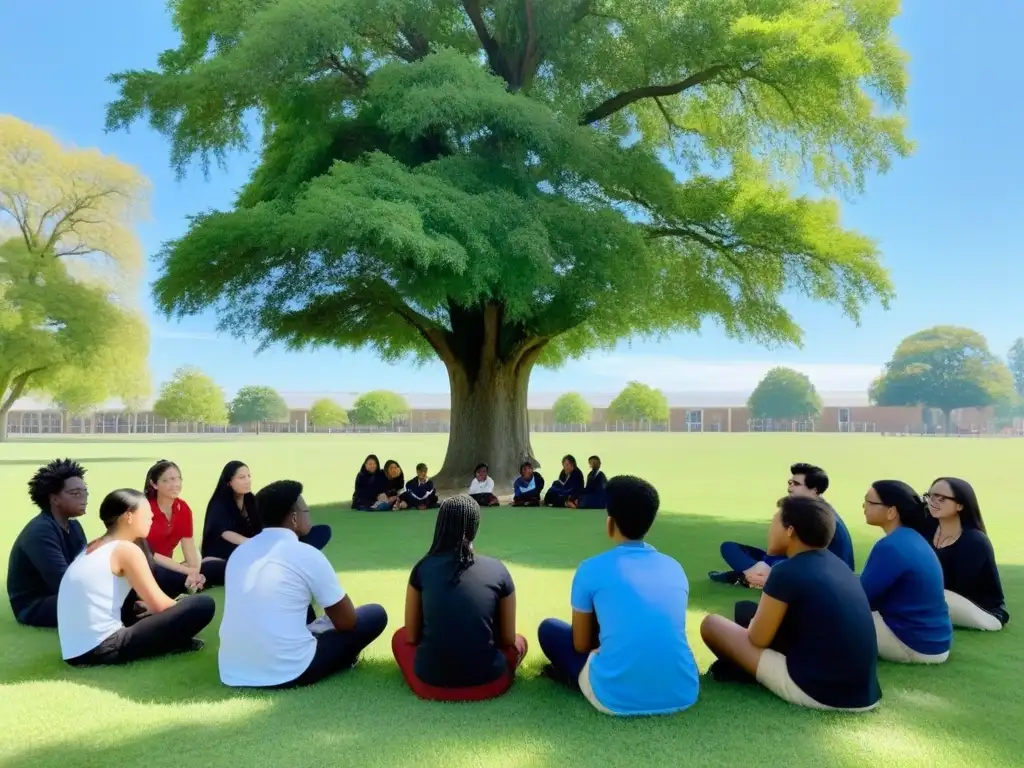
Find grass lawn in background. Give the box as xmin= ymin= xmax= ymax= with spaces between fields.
xmin=1 ymin=433 xmax=1022 ymax=768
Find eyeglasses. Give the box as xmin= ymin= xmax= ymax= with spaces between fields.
xmin=924 ymin=493 xmax=955 ymax=504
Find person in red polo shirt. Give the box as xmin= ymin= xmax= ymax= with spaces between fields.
xmin=144 ymin=460 xmax=226 ymax=594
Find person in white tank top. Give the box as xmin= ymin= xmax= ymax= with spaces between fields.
xmin=57 ymin=488 xmax=216 ymax=666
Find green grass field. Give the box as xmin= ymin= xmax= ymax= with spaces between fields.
xmin=1 ymin=433 xmax=1022 ymax=768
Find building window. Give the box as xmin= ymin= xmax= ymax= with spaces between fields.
xmin=686 ymin=410 xmax=703 ymax=432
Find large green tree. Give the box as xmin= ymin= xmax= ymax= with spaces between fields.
xmin=747 ymin=366 xmax=822 ymax=424
xmin=552 ymin=392 xmax=592 ymax=427
xmin=108 ymin=0 xmax=907 ymax=483
xmin=870 ymin=326 xmax=1015 ymax=431
xmin=608 ymin=381 xmax=669 ymax=425
xmin=308 ymin=397 xmax=349 ymax=429
xmin=349 ymin=390 xmax=409 ymax=426
xmin=229 ymin=384 xmax=289 ymax=433
xmin=153 ymin=367 xmax=229 ymax=428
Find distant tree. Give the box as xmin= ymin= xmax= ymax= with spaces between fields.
xmin=1009 ymin=337 xmax=1024 ymax=397
xmin=308 ymin=398 xmax=349 ymax=430
xmin=229 ymin=385 xmax=289 ymax=434
xmin=552 ymin=392 xmax=592 ymax=427
xmin=870 ymin=326 xmax=1015 ymax=432
xmin=348 ymin=390 xmax=409 ymax=427
xmin=0 ymin=117 xmax=150 ymax=440
xmin=747 ymin=367 xmax=823 ymax=425
xmin=110 ymin=2 xmax=908 ymax=485
xmin=608 ymin=382 xmax=669 ymax=426
xmin=153 ymin=367 xmax=228 ymax=429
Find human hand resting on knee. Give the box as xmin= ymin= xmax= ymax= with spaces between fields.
xmin=743 ymin=562 xmax=771 ymax=588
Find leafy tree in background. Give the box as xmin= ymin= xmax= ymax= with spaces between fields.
xmin=0 ymin=116 xmax=151 ymax=439
xmin=552 ymin=392 xmax=592 ymax=427
xmin=308 ymin=398 xmax=349 ymax=429
xmin=348 ymin=390 xmax=409 ymax=427
xmin=870 ymin=326 xmax=1015 ymax=432
xmin=229 ymin=385 xmax=289 ymax=434
xmin=108 ymin=1 xmax=908 ymax=483
xmin=1008 ymin=337 xmax=1024 ymax=397
xmin=153 ymin=367 xmax=228 ymax=429
xmin=747 ymin=367 xmax=822 ymax=425
xmin=608 ymin=382 xmax=669 ymax=426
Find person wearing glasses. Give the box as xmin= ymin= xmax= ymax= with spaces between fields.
xmin=709 ymin=463 xmax=855 ymax=587
xmin=924 ymin=478 xmax=1008 ymax=631
xmin=7 ymin=459 xmax=90 ymax=628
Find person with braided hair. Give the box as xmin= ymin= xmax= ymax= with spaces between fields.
xmin=392 ymin=495 xmax=527 ymax=701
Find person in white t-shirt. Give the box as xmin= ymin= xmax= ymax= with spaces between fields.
xmin=219 ymin=479 xmax=388 ymax=688
xmin=57 ymin=488 xmax=216 ymax=666
xmin=468 ymin=463 xmax=499 ymax=507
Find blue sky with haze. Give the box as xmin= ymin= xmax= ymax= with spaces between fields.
xmin=2 ymin=1 xmax=1021 ymax=397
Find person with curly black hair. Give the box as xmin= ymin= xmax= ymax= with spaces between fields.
xmin=7 ymin=458 xmax=90 ymax=627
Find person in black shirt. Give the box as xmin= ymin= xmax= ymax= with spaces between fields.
xmin=7 ymin=459 xmax=89 ymax=627
xmin=567 ymin=455 xmax=608 ymax=509
xmin=202 ymin=460 xmax=332 ymax=560
xmin=392 ymin=495 xmax=526 ymax=701
xmin=701 ymin=496 xmax=882 ymax=712
xmin=351 ymin=454 xmax=390 ymax=511
xmin=543 ymin=455 xmax=585 ymax=507
xmin=925 ymin=477 xmax=1008 ymax=631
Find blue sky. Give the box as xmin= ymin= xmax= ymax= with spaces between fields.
xmin=2 ymin=2 xmax=1022 ymax=397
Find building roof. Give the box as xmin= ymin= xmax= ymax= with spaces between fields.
xmin=9 ymin=388 xmax=872 ymax=412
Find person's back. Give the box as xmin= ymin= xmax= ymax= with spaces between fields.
xmin=767 ymin=549 xmax=879 ymax=708
xmin=826 ymin=503 xmax=856 ymax=570
xmin=219 ymin=528 xmax=331 ymax=686
xmin=413 ymin=552 xmax=513 ymax=687
xmin=57 ymin=541 xmax=132 ymax=660
xmin=574 ymin=543 xmax=699 ymax=714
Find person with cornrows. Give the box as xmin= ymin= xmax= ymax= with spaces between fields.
xmin=860 ymin=480 xmax=952 ymax=664
xmin=392 ymin=495 xmax=527 ymax=701
xmin=57 ymin=488 xmax=215 ymax=666
xmin=144 ymin=459 xmax=226 ymax=592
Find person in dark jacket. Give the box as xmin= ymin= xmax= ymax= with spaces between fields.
xmin=543 ymin=455 xmax=585 ymax=507
xmin=383 ymin=460 xmax=407 ymax=510
xmin=568 ymin=456 xmax=608 ymax=509
xmin=402 ymin=464 xmax=439 ymax=510
xmin=352 ymin=454 xmax=390 ymax=510
xmin=7 ymin=458 xmax=89 ymax=627
xmin=512 ymin=461 xmax=545 ymax=507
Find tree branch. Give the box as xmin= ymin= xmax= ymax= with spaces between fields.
xmin=519 ymin=0 xmax=538 ymax=88
xmin=0 ymin=368 xmax=46 ymax=413
xmin=327 ymin=54 xmax=368 ymax=89
xmin=371 ymin=279 xmax=454 ymax=364
xmin=579 ymin=63 xmax=734 ymax=125
xmin=462 ymin=0 xmax=514 ymax=84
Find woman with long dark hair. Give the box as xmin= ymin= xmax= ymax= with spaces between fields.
xmin=352 ymin=454 xmax=390 ymax=511
xmin=543 ymin=455 xmax=585 ymax=507
xmin=860 ymin=480 xmax=951 ymax=663
xmin=392 ymin=495 xmax=527 ymax=701
xmin=57 ymin=488 xmax=215 ymax=666
xmin=202 ymin=460 xmax=332 ymax=560
xmin=144 ymin=459 xmax=226 ymax=591
xmin=925 ymin=477 xmax=1008 ymax=630
xmin=382 ymin=460 xmax=408 ymax=510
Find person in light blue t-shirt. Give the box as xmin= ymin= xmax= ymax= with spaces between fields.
xmin=860 ymin=480 xmax=952 ymax=664
xmin=537 ymin=475 xmax=699 ymax=716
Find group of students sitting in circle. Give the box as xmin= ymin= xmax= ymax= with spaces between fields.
xmin=351 ymin=453 xmax=608 ymax=511
xmin=5 ymin=456 xmax=1008 ymax=714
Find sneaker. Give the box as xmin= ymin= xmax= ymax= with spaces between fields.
xmin=171 ymin=637 xmax=205 ymax=656
xmin=708 ymin=659 xmax=756 ymax=684
xmin=708 ymin=570 xmax=743 ymax=585
xmin=307 ymin=614 xmax=335 ymax=635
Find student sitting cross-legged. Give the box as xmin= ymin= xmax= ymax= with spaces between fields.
xmin=352 ymin=454 xmax=390 ymax=511
xmin=383 ymin=460 xmax=408 ymax=510
xmin=566 ymin=456 xmax=607 ymax=509
xmin=701 ymin=495 xmax=881 ymax=712
xmin=392 ymin=495 xmax=528 ymax=701
xmin=58 ymin=489 xmax=216 ymax=666
xmin=468 ymin=463 xmax=500 ymax=507
xmin=218 ymin=480 xmax=388 ymax=688
xmin=402 ymin=463 xmax=439 ymax=510
xmin=861 ymin=480 xmax=952 ymax=664
xmin=511 ymin=461 xmax=545 ymax=507
xmin=8 ymin=459 xmax=90 ymax=628
xmin=543 ymin=455 xmax=585 ymax=508
xmin=537 ymin=476 xmax=699 ymax=716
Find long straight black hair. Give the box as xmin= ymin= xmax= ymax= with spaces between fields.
xmin=207 ymin=460 xmax=256 ymax=520
xmin=872 ymin=480 xmax=931 ymax=537
xmin=426 ymin=495 xmax=481 ymax=583
xmin=930 ymin=476 xmax=987 ymax=534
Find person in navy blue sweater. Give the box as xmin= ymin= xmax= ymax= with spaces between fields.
xmin=352 ymin=454 xmax=390 ymax=511
xmin=860 ymin=480 xmax=952 ymax=664
xmin=543 ymin=455 xmax=585 ymax=508
xmin=511 ymin=461 xmax=545 ymax=507
xmin=709 ymin=463 xmax=855 ymax=588
xmin=568 ymin=456 xmax=608 ymax=509
xmin=402 ymin=464 xmax=439 ymax=510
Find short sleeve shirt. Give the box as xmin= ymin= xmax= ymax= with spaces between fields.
xmin=146 ymin=497 xmax=194 ymax=558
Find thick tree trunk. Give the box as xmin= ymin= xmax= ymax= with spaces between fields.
xmin=432 ymin=356 xmax=540 ymax=494
xmin=0 ymin=409 xmax=8 ymax=442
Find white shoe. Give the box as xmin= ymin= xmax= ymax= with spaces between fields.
xmin=307 ymin=614 xmax=335 ymax=635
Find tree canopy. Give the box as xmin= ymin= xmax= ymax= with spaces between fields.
xmin=608 ymin=381 xmax=669 ymax=424
xmin=308 ymin=397 xmax=349 ymax=428
xmin=747 ymin=366 xmax=822 ymax=422
xmin=153 ymin=367 xmax=229 ymax=425
xmin=870 ymin=326 xmax=1015 ymax=428
xmin=348 ymin=390 xmax=409 ymax=426
xmin=552 ymin=392 xmax=592 ymax=426
xmin=229 ymin=384 xmax=289 ymax=430
xmin=107 ymin=0 xmax=909 ymax=481
xmin=1008 ymin=337 xmax=1024 ymax=398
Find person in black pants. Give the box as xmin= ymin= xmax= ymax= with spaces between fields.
xmin=7 ymin=459 xmax=90 ymax=628
xmin=58 ymin=488 xmax=215 ymax=666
